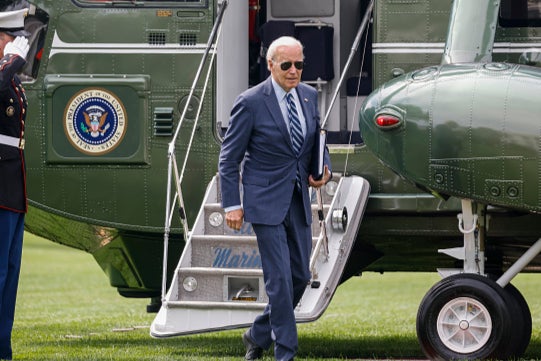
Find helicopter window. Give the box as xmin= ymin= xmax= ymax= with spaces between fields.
xmin=500 ymin=0 xmax=541 ymax=27
xmin=20 ymin=12 xmax=49 ymax=81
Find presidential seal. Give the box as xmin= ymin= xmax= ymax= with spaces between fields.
xmin=64 ymin=88 xmax=127 ymax=155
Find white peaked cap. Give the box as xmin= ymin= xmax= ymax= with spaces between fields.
xmin=0 ymin=9 xmax=29 ymax=37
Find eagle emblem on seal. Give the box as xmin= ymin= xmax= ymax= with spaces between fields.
xmin=82 ymin=105 xmax=109 ymax=138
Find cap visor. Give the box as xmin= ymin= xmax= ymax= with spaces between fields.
xmin=6 ymin=29 xmax=30 ymax=37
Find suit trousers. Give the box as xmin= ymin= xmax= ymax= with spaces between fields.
xmin=0 ymin=210 xmax=25 ymax=360
xmin=250 ymin=189 xmax=312 ymax=361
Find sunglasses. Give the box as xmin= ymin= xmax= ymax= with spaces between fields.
xmin=278 ymin=61 xmax=304 ymax=71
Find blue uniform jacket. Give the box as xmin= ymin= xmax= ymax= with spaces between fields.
xmin=0 ymin=53 xmax=27 ymax=213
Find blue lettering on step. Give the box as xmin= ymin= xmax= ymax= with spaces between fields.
xmin=212 ymin=248 xmax=261 ymax=268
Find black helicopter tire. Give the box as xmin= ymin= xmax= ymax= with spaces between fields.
xmin=501 ymin=282 xmax=532 ymax=358
xmin=416 ymin=274 xmax=513 ymax=360
xmin=485 ymin=274 xmax=532 ymax=359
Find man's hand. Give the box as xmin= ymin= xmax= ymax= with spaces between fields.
xmin=4 ymin=36 xmax=29 ymax=60
xmin=225 ymin=208 xmax=244 ymax=231
xmin=308 ymin=165 xmax=331 ymax=189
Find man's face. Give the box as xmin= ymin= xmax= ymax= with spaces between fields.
xmin=268 ymin=44 xmax=304 ymax=92
xmin=0 ymin=32 xmax=14 ymax=58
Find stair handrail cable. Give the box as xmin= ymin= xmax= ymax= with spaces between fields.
xmin=343 ymin=14 xmax=371 ymax=174
xmin=161 ymin=0 xmax=229 ymax=303
xmin=320 ymin=0 xmax=373 ymax=130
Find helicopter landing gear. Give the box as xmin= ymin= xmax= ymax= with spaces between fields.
xmin=416 ymin=273 xmax=532 ymax=360
xmin=418 ymin=199 xmax=535 ymax=360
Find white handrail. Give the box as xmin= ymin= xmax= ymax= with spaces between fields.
xmin=161 ymin=0 xmax=229 ymax=302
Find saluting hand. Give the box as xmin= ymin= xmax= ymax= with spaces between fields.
xmin=4 ymin=36 xmax=29 ymax=60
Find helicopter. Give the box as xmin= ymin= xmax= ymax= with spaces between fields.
xmin=7 ymin=0 xmax=541 ymax=359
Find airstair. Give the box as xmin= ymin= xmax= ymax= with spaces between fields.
xmin=150 ymin=0 xmax=374 ymax=338
xmin=150 ymin=174 xmax=370 ymax=337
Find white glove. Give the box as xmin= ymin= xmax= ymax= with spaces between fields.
xmin=4 ymin=36 xmax=29 ymax=60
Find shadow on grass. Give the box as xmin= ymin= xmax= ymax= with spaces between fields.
xmin=31 ymin=330 xmax=541 ymax=360
xmin=25 ymin=331 xmax=418 ymax=359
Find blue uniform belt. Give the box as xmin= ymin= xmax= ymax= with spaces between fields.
xmin=0 ymin=134 xmax=24 ymax=149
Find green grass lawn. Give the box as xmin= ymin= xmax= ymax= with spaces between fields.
xmin=11 ymin=232 xmax=541 ymax=360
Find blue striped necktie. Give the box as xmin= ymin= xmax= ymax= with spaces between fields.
xmin=286 ymin=92 xmax=303 ymax=190
xmin=286 ymin=92 xmax=303 ymax=155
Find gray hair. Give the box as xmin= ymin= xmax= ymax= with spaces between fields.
xmin=266 ymin=36 xmax=304 ymax=62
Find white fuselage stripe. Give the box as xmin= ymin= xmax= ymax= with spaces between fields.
xmin=373 ymin=42 xmax=541 ymax=54
xmin=49 ymin=31 xmax=211 ymax=57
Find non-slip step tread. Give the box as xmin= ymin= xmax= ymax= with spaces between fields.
xmin=191 ymin=234 xmax=258 ymax=242
xmin=204 ymin=202 xmax=331 ymax=210
xmin=177 ymin=267 xmax=263 ymax=276
xmin=163 ymin=300 xmax=267 ymax=309
xmin=190 ymin=235 xmax=319 ymax=243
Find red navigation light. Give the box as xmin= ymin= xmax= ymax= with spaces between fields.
xmin=375 ymin=114 xmax=401 ymax=128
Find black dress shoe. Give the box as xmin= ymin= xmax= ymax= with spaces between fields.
xmin=242 ymin=330 xmax=263 ymax=360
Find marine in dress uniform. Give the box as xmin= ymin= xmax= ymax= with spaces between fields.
xmin=0 ymin=8 xmax=30 ymax=361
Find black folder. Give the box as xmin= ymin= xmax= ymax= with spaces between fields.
xmin=311 ymin=129 xmax=327 ymax=180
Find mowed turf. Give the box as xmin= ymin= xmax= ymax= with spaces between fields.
xmin=12 ymin=232 xmax=541 ymax=360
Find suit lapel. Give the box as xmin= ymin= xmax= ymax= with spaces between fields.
xmin=263 ymin=78 xmax=293 ymax=149
xmin=295 ymin=85 xmax=316 ymax=153
xmin=262 ymin=79 xmax=317 ymax=155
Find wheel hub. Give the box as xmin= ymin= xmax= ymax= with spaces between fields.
xmin=436 ymin=296 xmax=492 ymax=354
xmin=459 ymin=320 xmax=469 ymax=330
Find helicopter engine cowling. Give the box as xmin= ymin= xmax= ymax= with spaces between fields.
xmin=359 ymin=62 xmax=541 ymax=213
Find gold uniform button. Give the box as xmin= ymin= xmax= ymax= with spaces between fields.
xmin=6 ymin=106 xmax=14 ymax=117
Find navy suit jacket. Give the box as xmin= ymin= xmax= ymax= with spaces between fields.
xmin=219 ymin=77 xmax=331 ymax=226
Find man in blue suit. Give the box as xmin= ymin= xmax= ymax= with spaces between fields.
xmin=219 ymin=36 xmax=331 ymax=361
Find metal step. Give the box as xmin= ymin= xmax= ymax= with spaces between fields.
xmin=163 ymin=300 xmax=266 ymax=310
xmin=190 ymin=235 xmax=259 ymax=268
xmin=176 ymin=267 xmax=267 ymax=303
xmin=203 ymin=202 xmax=331 ymax=235
xmin=189 ymin=234 xmax=319 ymax=268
